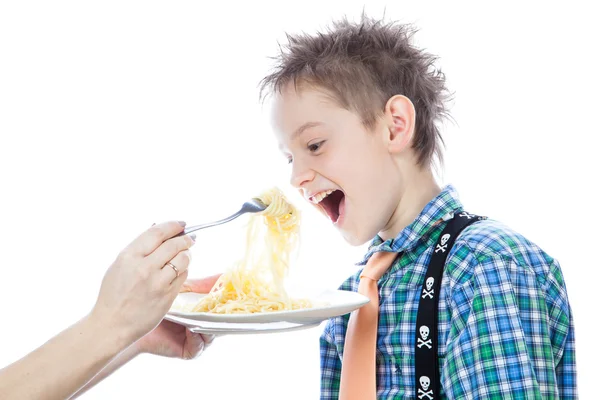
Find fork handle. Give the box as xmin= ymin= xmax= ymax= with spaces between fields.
xmin=177 ymin=212 xmax=243 ymax=236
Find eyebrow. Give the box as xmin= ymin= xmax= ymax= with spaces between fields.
xmin=292 ymin=121 xmax=323 ymax=140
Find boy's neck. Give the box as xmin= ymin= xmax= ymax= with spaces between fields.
xmin=378 ymin=169 xmax=441 ymax=241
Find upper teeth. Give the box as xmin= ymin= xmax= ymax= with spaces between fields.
xmin=312 ymin=189 xmax=334 ymax=204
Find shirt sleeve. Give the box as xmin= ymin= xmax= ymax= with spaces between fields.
xmin=320 ymin=323 xmax=342 ymax=400
xmin=552 ymin=259 xmax=578 ymax=400
xmin=442 ymin=253 xmax=572 ymax=399
xmin=555 ymin=303 xmax=577 ymax=399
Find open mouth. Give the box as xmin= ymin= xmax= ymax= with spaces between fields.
xmin=312 ymin=189 xmax=345 ymax=223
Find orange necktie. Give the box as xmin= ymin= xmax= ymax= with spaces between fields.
xmin=339 ymin=250 xmax=398 ymax=400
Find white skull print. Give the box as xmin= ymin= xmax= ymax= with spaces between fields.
xmin=440 ymin=233 xmax=450 ymax=246
xmin=419 ymin=325 xmax=430 ymax=340
xmin=426 ymin=277 xmax=434 ymax=291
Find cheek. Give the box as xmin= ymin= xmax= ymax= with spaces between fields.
xmin=346 ymin=152 xmax=389 ymax=195
xmin=316 ymin=149 xmax=351 ymax=183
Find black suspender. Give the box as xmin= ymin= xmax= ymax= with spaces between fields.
xmin=414 ymin=211 xmax=485 ymax=400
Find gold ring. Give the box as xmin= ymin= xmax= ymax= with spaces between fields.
xmin=167 ymin=262 xmax=179 ymax=278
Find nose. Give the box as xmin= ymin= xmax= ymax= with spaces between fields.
xmin=289 ymin=158 xmax=316 ymax=189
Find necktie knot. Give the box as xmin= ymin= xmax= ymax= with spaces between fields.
xmin=360 ymin=251 xmax=398 ymax=282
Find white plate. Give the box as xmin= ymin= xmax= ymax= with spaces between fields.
xmin=164 ymin=314 xmax=322 ymax=335
xmin=167 ymin=289 xmax=369 ymax=325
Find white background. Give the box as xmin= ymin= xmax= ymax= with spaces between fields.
xmin=1 ymin=1 xmax=598 ymax=399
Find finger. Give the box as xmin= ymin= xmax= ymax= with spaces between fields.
xmin=159 ymin=250 xmax=191 ymax=285
xmin=169 ymin=269 xmax=190 ymax=293
xmin=180 ymin=274 xmax=222 ymax=293
xmin=200 ymin=333 xmax=216 ymax=348
xmin=183 ymin=330 xmax=206 ymax=359
xmin=147 ymin=234 xmax=195 ymax=269
xmin=126 ymin=221 xmax=186 ymax=257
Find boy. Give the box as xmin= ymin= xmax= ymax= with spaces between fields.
xmin=260 ymin=16 xmax=577 ymax=399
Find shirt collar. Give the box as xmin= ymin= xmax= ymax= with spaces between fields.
xmin=357 ymin=184 xmax=463 ymax=266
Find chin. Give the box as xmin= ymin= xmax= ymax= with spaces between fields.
xmin=340 ymin=228 xmax=372 ymax=247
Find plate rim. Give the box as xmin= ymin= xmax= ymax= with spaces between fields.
xmin=164 ymin=314 xmax=323 ymax=335
xmin=167 ymin=288 xmax=369 ymax=323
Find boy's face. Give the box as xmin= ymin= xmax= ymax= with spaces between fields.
xmin=272 ymin=84 xmax=403 ymax=245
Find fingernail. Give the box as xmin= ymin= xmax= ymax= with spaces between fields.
xmin=190 ymin=233 xmax=197 ymax=243
xmin=178 ymin=221 xmax=186 ymax=227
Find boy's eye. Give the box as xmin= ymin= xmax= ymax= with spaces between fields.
xmin=287 ymin=157 xmax=293 ymax=165
xmin=308 ymin=141 xmax=325 ymax=153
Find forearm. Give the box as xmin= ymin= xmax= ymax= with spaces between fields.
xmin=70 ymin=341 xmax=140 ymax=399
xmin=0 ymin=314 xmax=129 ymax=400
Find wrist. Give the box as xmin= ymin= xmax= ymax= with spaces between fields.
xmin=131 ymin=337 xmax=147 ymax=356
xmin=121 ymin=340 xmax=143 ymax=362
xmin=85 ymin=309 xmax=134 ymax=355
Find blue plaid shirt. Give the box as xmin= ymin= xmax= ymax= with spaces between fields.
xmin=320 ymin=185 xmax=577 ymax=399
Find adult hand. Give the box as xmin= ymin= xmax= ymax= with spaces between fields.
xmin=91 ymin=221 xmax=195 ymax=347
xmin=135 ymin=275 xmax=221 ymax=359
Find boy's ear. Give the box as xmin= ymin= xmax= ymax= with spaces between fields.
xmin=384 ymin=95 xmax=416 ymax=154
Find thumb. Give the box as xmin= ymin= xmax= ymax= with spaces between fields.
xmin=180 ymin=273 xmax=222 ymax=293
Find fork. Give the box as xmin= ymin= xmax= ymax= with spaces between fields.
xmin=179 ymin=198 xmax=268 ymax=236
